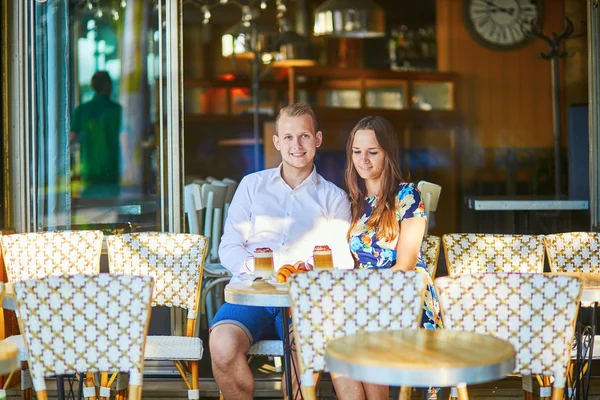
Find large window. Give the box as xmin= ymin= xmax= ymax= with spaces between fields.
xmin=8 ymin=0 xmax=183 ymax=233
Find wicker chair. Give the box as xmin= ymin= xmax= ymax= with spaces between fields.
xmin=288 ymin=269 xmax=427 ymax=399
xmin=0 ymin=230 xmax=103 ymax=399
xmin=442 ymin=233 xmax=545 ymax=276
xmin=544 ymin=232 xmax=600 ymax=273
xmin=14 ymin=274 xmax=153 ymax=400
xmin=107 ymin=232 xmax=208 ymax=400
xmin=436 ymin=273 xmax=582 ymax=400
xmin=421 ymin=235 xmax=441 ymax=278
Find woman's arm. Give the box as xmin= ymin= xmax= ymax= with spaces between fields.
xmin=392 ymin=217 xmax=426 ymax=272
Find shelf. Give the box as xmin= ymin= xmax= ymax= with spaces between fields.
xmin=273 ymin=66 xmax=458 ymax=83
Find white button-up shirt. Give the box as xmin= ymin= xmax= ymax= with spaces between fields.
xmin=219 ymin=165 xmax=354 ymax=281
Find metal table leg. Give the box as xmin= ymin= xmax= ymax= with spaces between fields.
xmin=57 ymin=375 xmax=65 ymax=400
xmin=281 ymin=308 xmax=294 ymax=400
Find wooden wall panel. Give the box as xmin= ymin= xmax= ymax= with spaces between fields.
xmin=436 ymin=0 xmax=567 ymax=149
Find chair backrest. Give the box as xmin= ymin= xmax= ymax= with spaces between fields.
xmin=288 ymin=269 xmax=426 ymax=382
xmin=106 ymin=233 xmax=208 ymax=314
xmin=417 ymin=181 xmax=441 ymax=235
xmin=202 ymin=183 xmax=228 ymax=262
xmin=421 ymin=235 xmax=441 ymax=278
xmin=0 ymin=231 xmax=103 ymax=282
xmin=436 ymin=273 xmax=581 ymax=387
xmin=216 ymin=178 xmax=238 ymax=227
xmin=15 ymin=274 xmax=153 ymax=393
xmin=544 ymin=232 xmax=600 ymax=273
xmin=184 ymin=183 xmax=205 ymax=235
xmin=442 ymin=233 xmax=545 ymax=276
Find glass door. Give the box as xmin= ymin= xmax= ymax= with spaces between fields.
xmin=9 ymin=0 xmax=183 ymax=234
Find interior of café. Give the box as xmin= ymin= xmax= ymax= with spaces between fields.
xmin=2 ymin=0 xmax=600 ymax=398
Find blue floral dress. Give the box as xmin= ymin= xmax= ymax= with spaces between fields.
xmin=348 ymin=183 xmax=443 ymax=330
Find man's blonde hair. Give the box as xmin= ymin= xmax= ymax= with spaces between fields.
xmin=275 ymin=102 xmax=318 ymax=135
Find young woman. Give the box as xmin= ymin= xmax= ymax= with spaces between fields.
xmin=334 ymin=115 xmax=442 ymax=399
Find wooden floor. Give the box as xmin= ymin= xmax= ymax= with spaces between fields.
xmin=6 ymin=330 xmax=600 ymax=399
xmin=5 ymin=364 xmax=600 ymax=399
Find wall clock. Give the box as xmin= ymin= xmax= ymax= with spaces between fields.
xmin=463 ymin=0 xmax=544 ymax=51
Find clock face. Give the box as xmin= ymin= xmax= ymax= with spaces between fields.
xmin=463 ymin=0 xmax=544 ymax=50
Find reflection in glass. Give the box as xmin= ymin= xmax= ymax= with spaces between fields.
xmin=411 ymin=82 xmax=453 ymax=110
xmin=324 ymin=90 xmax=361 ymax=108
xmin=33 ymin=0 xmax=165 ymax=231
xmin=366 ymin=88 xmax=404 ymax=109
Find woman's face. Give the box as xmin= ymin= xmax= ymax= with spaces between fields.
xmin=351 ymin=129 xmax=385 ymax=182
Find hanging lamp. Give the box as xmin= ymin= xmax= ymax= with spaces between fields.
xmin=313 ymin=0 xmax=385 ymax=38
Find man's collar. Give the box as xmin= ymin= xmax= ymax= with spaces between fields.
xmin=270 ymin=163 xmax=319 ymax=187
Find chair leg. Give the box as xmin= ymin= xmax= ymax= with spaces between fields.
xmin=128 ymin=385 xmax=142 ymax=400
xmin=551 ymin=387 xmax=564 ymax=400
xmin=35 ymin=390 xmax=48 ymax=400
xmin=399 ymin=386 xmax=412 ymax=400
xmin=189 ymin=360 xmax=199 ymax=399
xmin=302 ymin=385 xmax=317 ymax=400
xmin=522 ymin=389 xmax=533 ymax=400
xmin=21 ymin=362 xmax=32 ymax=400
xmin=449 ymin=386 xmax=458 ymax=400
xmin=115 ymin=389 xmax=127 ymax=400
xmin=457 ymin=385 xmax=469 ymax=400
xmin=274 ymin=356 xmax=282 ymax=372
xmin=100 ymin=372 xmax=110 ymax=400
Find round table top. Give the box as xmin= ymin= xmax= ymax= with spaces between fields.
xmin=554 ymin=272 xmax=600 ymax=303
xmin=325 ymin=329 xmax=516 ymax=387
xmin=225 ymin=279 xmax=290 ymax=308
xmin=0 ymin=338 xmax=19 ymax=375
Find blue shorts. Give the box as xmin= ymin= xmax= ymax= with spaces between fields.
xmin=211 ymin=303 xmax=291 ymax=345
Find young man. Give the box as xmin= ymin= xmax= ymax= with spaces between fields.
xmin=210 ymin=103 xmax=353 ymax=399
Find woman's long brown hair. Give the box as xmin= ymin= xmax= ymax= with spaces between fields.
xmin=345 ymin=116 xmax=405 ymax=242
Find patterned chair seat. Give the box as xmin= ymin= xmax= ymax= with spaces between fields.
xmin=248 ymin=340 xmax=284 ymax=357
xmin=145 ymin=336 xmax=203 ymax=361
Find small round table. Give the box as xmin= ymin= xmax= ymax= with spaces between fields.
xmin=325 ymin=329 xmax=515 ymax=389
xmin=224 ymin=280 xmax=296 ymax=399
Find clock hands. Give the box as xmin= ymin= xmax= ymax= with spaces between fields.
xmin=481 ymin=0 xmax=515 ymax=16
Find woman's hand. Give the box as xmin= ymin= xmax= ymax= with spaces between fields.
xmin=393 ymin=217 xmax=427 ymax=272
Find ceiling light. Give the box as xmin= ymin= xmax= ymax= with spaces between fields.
xmin=313 ymin=0 xmax=385 ymax=38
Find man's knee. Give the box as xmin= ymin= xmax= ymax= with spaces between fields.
xmin=210 ymin=324 xmax=251 ymax=367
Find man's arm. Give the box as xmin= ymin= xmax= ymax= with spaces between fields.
xmin=218 ymin=177 xmax=254 ymax=276
xmin=328 ymin=192 xmax=355 ymax=269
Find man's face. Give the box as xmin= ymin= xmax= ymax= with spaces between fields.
xmin=273 ymin=114 xmax=322 ymax=172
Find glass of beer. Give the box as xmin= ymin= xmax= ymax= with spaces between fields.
xmin=311 ymin=245 xmax=334 ymax=270
xmin=245 ymin=247 xmax=275 ymax=279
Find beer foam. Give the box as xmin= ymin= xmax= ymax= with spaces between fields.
xmin=313 ymin=250 xmax=332 ymax=255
